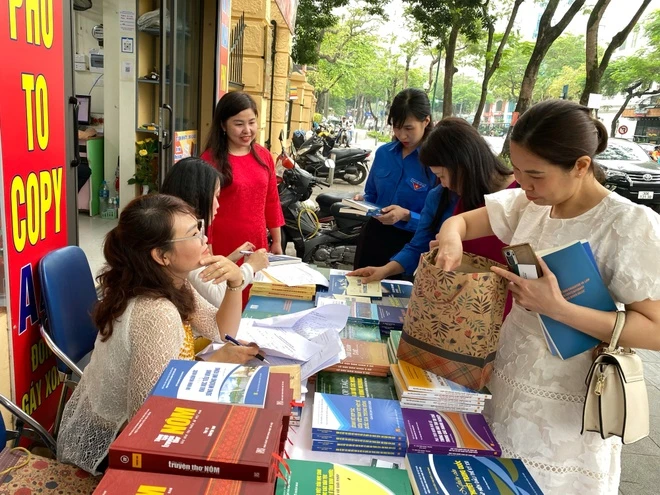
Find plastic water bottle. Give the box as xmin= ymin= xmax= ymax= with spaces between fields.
xmin=99 ymin=180 xmax=110 ymax=214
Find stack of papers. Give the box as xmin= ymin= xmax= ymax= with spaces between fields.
xmin=199 ymin=306 xmax=350 ymax=382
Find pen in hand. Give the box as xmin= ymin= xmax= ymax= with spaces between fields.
xmin=224 ymin=334 xmax=270 ymax=364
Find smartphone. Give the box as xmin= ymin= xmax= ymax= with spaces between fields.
xmin=501 ymin=243 xmax=543 ymax=279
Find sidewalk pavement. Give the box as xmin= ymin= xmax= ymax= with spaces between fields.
xmin=620 ymin=349 xmax=660 ymax=495
xmin=338 ymin=129 xmax=660 ymax=494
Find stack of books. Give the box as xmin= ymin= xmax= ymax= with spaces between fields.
xmin=391 ymin=360 xmax=491 ymax=414
xmin=325 ymin=339 xmax=390 ymax=377
xmin=377 ymin=305 xmax=406 ymax=335
xmin=316 ymin=371 xmax=398 ymax=401
xmin=107 ymin=395 xmax=285 ymax=483
xmin=250 ymin=271 xmax=316 ymax=300
xmin=405 ymin=454 xmax=543 ymax=495
xmin=150 ymin=360 xmax=295 ymax=457
xmin=93 ymin=469 xmax=272 ymax=494
xmin=275 ymin=459 xmax=413 ymax=495
xmin=387 ymin=330 xmax=402 ymax=364
xmin=312 ymin=393 xmax=407 ymax=457
xmin=402 ymin=409 xmax=501 ymax=457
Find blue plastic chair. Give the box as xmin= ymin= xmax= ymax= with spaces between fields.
xmin=0 ymin=393 xmax=56 ymax=454
xmin=38 ymin=246 xmax=99 ymax=437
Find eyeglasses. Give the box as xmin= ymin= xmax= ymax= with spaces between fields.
xmin=167 ymin=219 xmax=205 ymax=245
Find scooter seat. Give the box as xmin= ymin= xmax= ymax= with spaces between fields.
xmin=330 ymin=147 xmax=368 ymax=159
xmin=316 ymin=191 xmax=353 ymax=211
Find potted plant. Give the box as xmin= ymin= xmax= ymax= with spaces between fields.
xmin=129 ymin=138 xmax=158 ymax=194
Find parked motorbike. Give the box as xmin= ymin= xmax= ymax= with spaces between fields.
xmin=294 ymin=134 xmax=371 ymax=185
xmin=276 ymin=133 xmax=367 ymax=267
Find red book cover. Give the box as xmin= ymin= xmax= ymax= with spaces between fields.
xmin=109 ymin=396 xmax=283 ymax=482
xmin=266 ymin=373 xmax=293 ymax=451
xmin=93 ymin=469 xmax=275 ymax=494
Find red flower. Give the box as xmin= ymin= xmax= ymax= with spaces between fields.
xmin=464 ymin=329 xmax=473 ymax=338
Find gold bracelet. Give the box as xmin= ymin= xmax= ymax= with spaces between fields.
xmin=227 ymin=279 xmax=244 ymax=291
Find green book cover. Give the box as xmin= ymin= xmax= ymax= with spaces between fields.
xmin=373 ymin=296 xmax=410 ymax=308
xmin=389 ymin=331 xmax=402 ymax=351
xmin=316 ymin=371 xmax=397 ymax=400
xmin=275 ymin=459 xmax=413 ymax=495
xmin=340 ymin=322 xmax=382 ymax=342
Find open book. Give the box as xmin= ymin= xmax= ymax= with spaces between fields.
xmin=338 ymin=198 xmax=383 ymax=217
xmin=534 ymin=240 xmax=616 ymax=359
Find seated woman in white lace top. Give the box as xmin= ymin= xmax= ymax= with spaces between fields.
xmin=57 ymin=194 xmax=262 ymax=475
xmin=433 ymin=100 xmax=660 ymax=494
xmin=161 ymin=157 xmax=269 ymax=307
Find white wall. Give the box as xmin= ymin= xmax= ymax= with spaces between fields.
xmin=74 ymin=7 xmax=105 ymax=113
xmin=103 ymin=0 xmax=138 ymax=209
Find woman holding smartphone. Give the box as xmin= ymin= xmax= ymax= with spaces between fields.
xmin=352 ymin=88 xmax=434 ymax=270
xmin=434 ymin=100 xmax=660 ymax=493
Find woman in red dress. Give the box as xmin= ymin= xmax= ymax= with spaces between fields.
xmin=202 ymin=92 xmax=284 ymax=256
xmin=201 ymin=92 xmax=285 ymax=304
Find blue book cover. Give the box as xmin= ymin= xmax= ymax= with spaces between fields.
xmin=151 ymin=360 xmax=270 ymax=407
xmin=381 ymin=281 xmax=413 ymax=298
xmin=349 ymin=302 xmax=380 ymax=325
xmin=539 ymin=241 xmax=616 ymax=359
xmin=405 ymin=454 xmax=543 ymax=494
xmin=312 ymin=392 xmax=406 ymax=442
xmin=244 ymin=296 xmax=315 ymax=317
xmin=377 ymin=305 xmax=406 ymax=330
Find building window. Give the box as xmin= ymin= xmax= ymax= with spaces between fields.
xmin=496 ymin=100 xmax=503 ymax=112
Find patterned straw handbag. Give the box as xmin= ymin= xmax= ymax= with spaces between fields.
xmin=397 ymin=249 xmax=508 ymax=391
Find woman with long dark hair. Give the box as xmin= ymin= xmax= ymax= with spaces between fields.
xmin=352 ymin=88 xmax=434 ymax=270
xmin=201 ymin=92 xmax=284 ymax=265
xmin=349 ymin=117 xmax=515 ymax=282
xmin=434 ymin=100 xmax=660 ymax=493
xmin=161 ymin=157 xmax=269 ymax=307
xmin=56 ymin=194 xmax=260 ymax=475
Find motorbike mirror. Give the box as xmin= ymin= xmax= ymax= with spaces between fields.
xmin=278 ymin=129 xmax=284 ymax=142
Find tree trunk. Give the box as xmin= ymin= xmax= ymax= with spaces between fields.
xmin=502 ymin=0 xmax=587 ymax=156
xmin=580 ymin=0 xmax=611 ymax=106
xmin=442 ymin=24 xmax=460 ymax=118
xmin=426 ymin=48 xmax=441 ymax=95
xmin=611 ymin=93 xmax=633 ymax=137
xmin=580 ymin=0 xmax=651 ymax=106
xmin=473 ymin=0 xmax=524 ymax=129
xmin=367 ymin=100 xmax=378 ymax=131
xmin=501 ymin=50 xmax=543 ymax=155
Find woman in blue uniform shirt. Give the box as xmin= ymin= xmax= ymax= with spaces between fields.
xmin=352 ymin=88 xmax=434 ymax=270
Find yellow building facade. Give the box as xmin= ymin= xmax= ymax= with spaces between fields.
xmin=230 ymin=0 xmax=316 ymax=155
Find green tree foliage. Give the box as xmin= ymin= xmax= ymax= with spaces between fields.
xmin=308 ymin=9 xmax=382 ymax=112
xmin=452 ymin=75 xmax=483 ymax=116
xmin=292 ymin=0 xmax=387 ymax=65
xmin=403 ymin=0 xmax=484 ymax=117
xmin=489 ymin=34 xmax=586 ymax=103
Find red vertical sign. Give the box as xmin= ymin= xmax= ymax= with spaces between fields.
xmin=216 ymin=0 xmax=231 ymax=101
xmin=0 ymin=2 xmax=68 ymax=426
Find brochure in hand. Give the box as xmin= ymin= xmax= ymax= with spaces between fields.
xmin=339 ymin=198 xmax=383 ymax=217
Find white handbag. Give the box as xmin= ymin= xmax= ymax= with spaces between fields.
xmin=582 ymin=311 xmax=649 ymax=444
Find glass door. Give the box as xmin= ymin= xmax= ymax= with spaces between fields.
xmin=158 ymin=0 xmax=202 ymax=183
